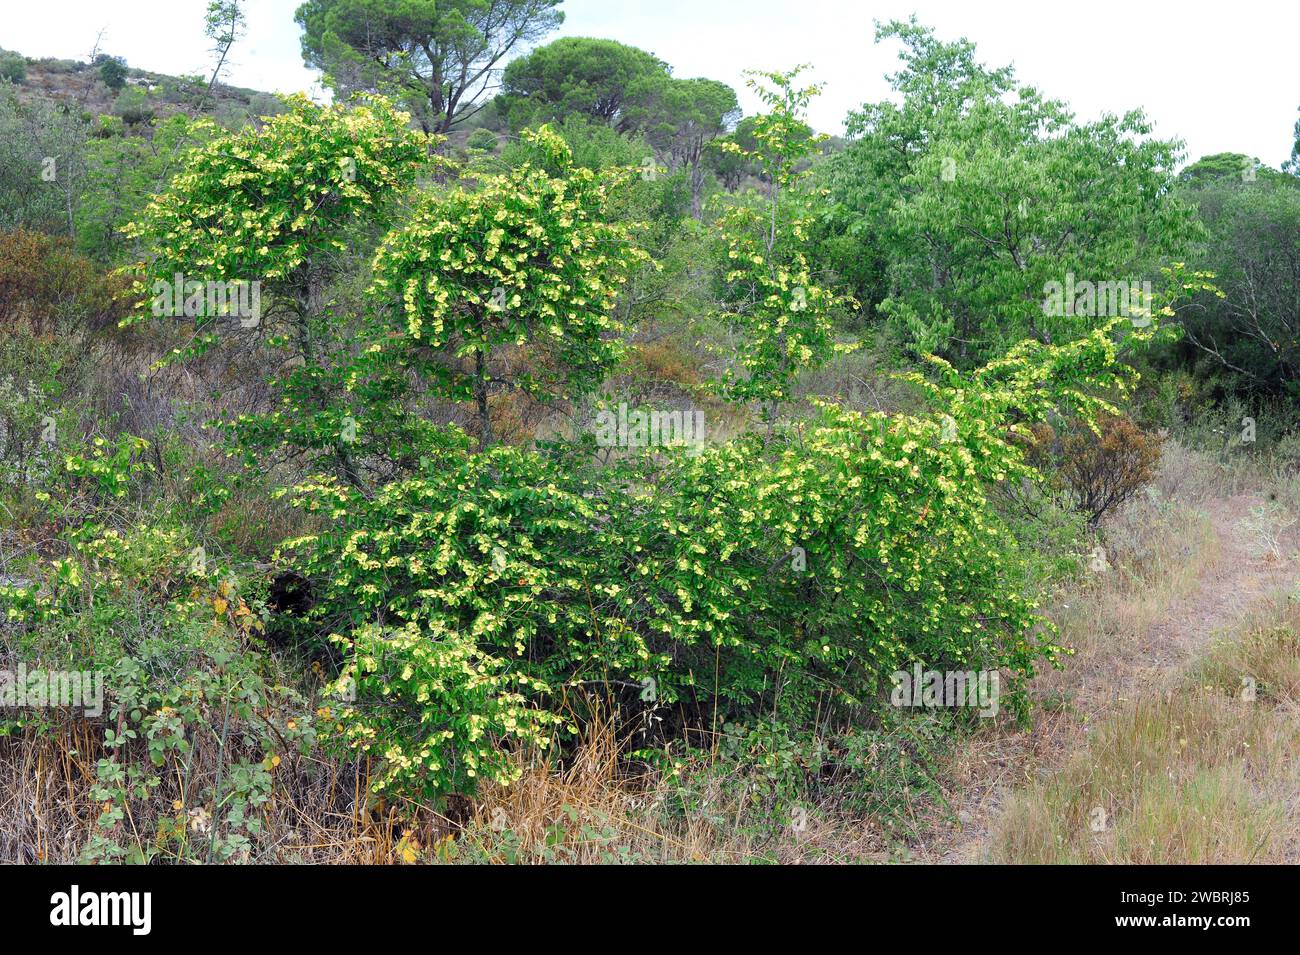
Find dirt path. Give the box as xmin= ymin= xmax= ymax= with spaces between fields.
xmin=934 ymin=492 xmax=1298 ymax=863
xmin=1144 ymin=494 xmax=1296 ymax=662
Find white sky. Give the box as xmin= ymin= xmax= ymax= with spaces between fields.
xmin=2 ymin=0 xmax=1296 ymax=167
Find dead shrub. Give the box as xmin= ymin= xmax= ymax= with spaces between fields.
xmin=1029 ymin=413 xmax=1164 ymax=526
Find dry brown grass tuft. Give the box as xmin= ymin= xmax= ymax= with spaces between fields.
xmin=441 ymin=716 xmax=890 ymax=864
xmin=0 ymin=714 xmax=415 ymax=864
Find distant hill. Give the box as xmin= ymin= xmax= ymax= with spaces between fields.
xmin=0 ymin=46 xmax=500 ymax=152
xmin=0 ymin=46 xmax=284 ymax=128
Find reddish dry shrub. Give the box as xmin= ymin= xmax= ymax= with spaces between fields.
xmin=1029 ymin=413 xmax=1164 ymax=526
xmin=626 ymin=339 xmax=705 ymax=388
xmin=0 ymin=227 xmax=132 ymax=335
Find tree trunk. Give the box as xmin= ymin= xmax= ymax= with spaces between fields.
xmin=690 ymin=159 xmax=705 ymax=220
xmin=294 ymin=270 xmax=365 ymax=491
xmin=474 ymin=345 xmax=493 ymax=449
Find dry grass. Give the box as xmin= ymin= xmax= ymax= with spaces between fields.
xmin=922 ymin=442 xmax=1300 ymax=862
xmin=1038 ymin=495 xmax=1219 ymax=715
xmin=0 ymin=711 xmax=421 ymax=864
xmin=982 ymin=438 xmax=1300 ymax=864
xmin=0 ymin=702 xmax=890 ymax=865
xmin=435 ymin=717 xmax=890 ymax=864
xmin=990 ymin=614 xmax=1300 ymax=863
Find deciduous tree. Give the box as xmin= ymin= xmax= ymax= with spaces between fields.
xmin=123 ymin=95 xmax=432 ymax=485
xmin=820 ymin=18 xmax=1198 ymax=366
xmin=367 ymin=126 xmax=648 ymax=446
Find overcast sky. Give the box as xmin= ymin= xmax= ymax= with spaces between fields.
xmin=4 ymin=0 xmax=1296 ymax=167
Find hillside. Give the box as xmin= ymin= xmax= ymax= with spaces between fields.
xmin=0 ymin=45 xmax=280 ymax=126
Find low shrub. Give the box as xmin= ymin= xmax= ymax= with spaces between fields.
xmin=0 ymin=228 xmax=133 ymax=335
xmin=0 ymin=53 xmax=25 ymax=84
xmin=0 ymin=517 xmax=329 ymax=863
xmin=1028 ymin=413 xmax=1164 ymax=526
xmin=281 ymin=391 xmax=1080 ymax=802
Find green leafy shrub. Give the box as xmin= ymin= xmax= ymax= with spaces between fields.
xmin=278 ymin=445 xmax=608 ymax=800
xmin=367 ymin=125 xmax=649 ymax=447
xmin=0 ymin=53 xmax=25 ymax=84
xmin=97 ymin=55 xmax=127 ymax=91
xmin=122 ymin=94 xmax=434 ymax=485
xmin=111 ymin=87 xmax=155 ymax=126
xmin=336 ymin=621 xmax=563 ymax=799
xmin=0 ymin=518 xmax=323 ymax=863
xmin=279 ymin=322 xmax=1131 ymax=802
xmin=0 ymin=228 xmax=132 ymax=334
xmin=0 ymin=373 xmax=51 ymax=483
xmin=15 ymin=432 xmax=154 ymax=528
xmin=466 ymin=127 xmax=498 ymax=152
